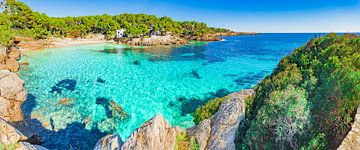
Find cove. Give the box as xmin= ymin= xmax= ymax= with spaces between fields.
xmin=18 ymin=33 xmax=316 ymax=149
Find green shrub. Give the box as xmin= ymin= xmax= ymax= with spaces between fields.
xmin=300 ymin=133 xmax=327 ymax=150
xmin=175 ymin=131 xmax=200 ymax=150
xmin=193 ymin=96 xmax=229 ymax=125
xmin=241 ymin=34 xmax=360 ymax=149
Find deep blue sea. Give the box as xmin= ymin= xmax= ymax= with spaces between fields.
xmin=18 ymin=33 xmax=318 ymax=149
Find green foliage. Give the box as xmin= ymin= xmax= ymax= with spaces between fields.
xmin=193 ymin=96 xmax=229 ymax=125
xmin=175 ymin=131 xmax=200 ymax=150
xmin=0 ymin=14 xmax=14 ymax=47
xmin=2 ymin=1 xmax=228 ymax=39
xmin=300 ymin=133 xmax=327 ymax=150
xmin=0 ymin=142 xmax=19 ymax=150
xmin=241 ymin=34 xmax=360 ymax=149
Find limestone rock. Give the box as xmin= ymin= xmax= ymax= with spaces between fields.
xmin=8 ymin=50 xmax=21 ymax=61
xmin=4 ymin=58 xmax=20 ymax=72
xmin=187 ymin=89 xmax=255 ymax=150
xmin=0 ymin=70 xmax=27 ymax=122
xmin=94 ymin=134 xmax=123 ymax=150
xmin=186 ymin=119 xmax=211 ymax=150
xmin=0 ymin=118 xmax=27 ymax=146
xmin=121 ymin=114 xmax=176 ymax=150
xmin=17 ymin=142 xmax=48 ymax=150
xmin=338 ymin=107 xmax=360 ymax=150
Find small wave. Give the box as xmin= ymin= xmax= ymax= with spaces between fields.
xmin=220 ymin=39 xmax=227 ymax=41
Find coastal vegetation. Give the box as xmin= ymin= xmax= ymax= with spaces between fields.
xmin=238 ymin=33 xmax=359 ymax=149
xmin=193 ymin=33 xmax=359 ymax=149
xmin=193 ymin=96 xmax=229 ymax=125
xmin=0 ymin=0 xmax=230 ymax=44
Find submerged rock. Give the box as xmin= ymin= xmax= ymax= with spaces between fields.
xmin=0 ymin=70 xmax=27 ymax=122
xmin=109 ymin=100 xmax=129 ymax=120
xmin=96 ymin=77 xmax=106 ymax=83
xmin=191 ymin=70 xmax=201 ymax=79
xmin=50 ymin=79 xmax=77 ymax=94
xmin=133 ymin=60 xmax=140 ymax=65
xmin=21 ymin=61 xmax=29 ymax=65
xmin=57 ymin=98 xmax=75 ymax=106
xmin=121 ymin=114 xmax=176 ymax=150
xmin=187 ymin=89 xmax=255 ymax=150
xmin=99 ymin=48 xmax=118 ymax=53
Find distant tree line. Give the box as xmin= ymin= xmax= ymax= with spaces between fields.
xmin=0 ymin=0 xmax=230 ymax=45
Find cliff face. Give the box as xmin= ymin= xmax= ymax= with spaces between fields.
xmin=187 ymin=89 xmax=255 ymax=150
xmin=95 ymin=89 xmax=255 ymax=150
xmin=0 ymin=46 xmax=21 ymax=72
xmin=0 ymin=70 xmax=27 ymax=122
xmin=0 ymin=69 xmax=47 ymax=150
xmin=338 ymin=107 xmax=360 ymax=150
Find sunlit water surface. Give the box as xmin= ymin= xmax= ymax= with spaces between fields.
xmin=18 ymin=33 xmax=316 ymax=149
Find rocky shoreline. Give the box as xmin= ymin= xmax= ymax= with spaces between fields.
xmin=14 ymin=32 xmax=258 ymax=51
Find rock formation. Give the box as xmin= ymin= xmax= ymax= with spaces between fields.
xmin=95 ymin=90 xmax=254 ymax=150
xmin=94 ymin=134 xmax=123 ymax=150
xmin=121 ymin=114 xmax=177 ymax=150
xmin=338 ymin=107 xmax=360 ymax=150
xmin=0 ymin=45 xmax=21 ymax=72
xmin=0 ymin=70 xmax=27 ymax=122
xmin=95 ymin=114 xmax=177 ymax=150
xmin=187 ymin=89 xmax=255 ymax=150
xmin=122 ymin=35 xmax=188 ymax=46
xmin=0 ymin=118 xmax=47 ymax=150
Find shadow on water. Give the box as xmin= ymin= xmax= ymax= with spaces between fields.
xmin=19 ymin=118 xmax=106 ymax=150
xmin=179 ymin=88 xmax=231 ymax=115
xmin=20 ymin=97 xmax=107 ymax=149
xmin=96 ymin=97 xmax=112 ymax=118
xmin=233 ymin=71 xmax=269 ymax=88
xmin=50 ymin=79 xmax=77 ymax=94
xmin=21 ymin=93 xmax=37 ymax=117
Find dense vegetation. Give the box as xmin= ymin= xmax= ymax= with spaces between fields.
xmin=0 ymin=0 xmax=229 ymax=44
xmin=239 ymin=33 xmax=360 ymax=149
xmin=192 ymin=34 xmax=359 ymax=149
xmin=193 ymin=96 xmax=229 ymax=125
xmin=175 ymin=131 xmax=200 ymax=150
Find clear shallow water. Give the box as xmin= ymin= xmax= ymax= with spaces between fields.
xmin=18 ymin=33 xmax=316 ymax=149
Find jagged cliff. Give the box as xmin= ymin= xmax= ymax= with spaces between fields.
xmin=94 ymin=89 xmax=255 ymax=150
xmin=0 ymin=70 xmax=47 ymax=150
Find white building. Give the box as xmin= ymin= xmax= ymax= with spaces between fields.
xmin=116 ymin=29 xmax=125 ymax=38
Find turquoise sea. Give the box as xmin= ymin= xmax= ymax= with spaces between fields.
xmin=18 ymin=33 xmax=318 ymax=149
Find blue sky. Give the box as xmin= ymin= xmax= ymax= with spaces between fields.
xmin=21 ymin=0 xmax=360 ymax=33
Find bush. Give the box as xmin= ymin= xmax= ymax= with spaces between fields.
xmin=241 ymin=34 xmax=360 ymax=149
xmin=175 ymin=131 xmax=200 ymax=150
xmin=192 ymin=96 xmax=229 ymax=125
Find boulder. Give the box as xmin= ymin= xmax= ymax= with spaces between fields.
xmin=0 ymin=118 xmax=27 ymax=146
xmin=8 ymin=50 xmax=21 ymax=61
xmin=4 ymin=58 xmax=20 ymax=72
xmin=186 ymin=119 xmax=211 ymax=150
xmin=94 ymin=134 xmax=123 ymax=150
xmin=21 ymin=61 xmax=29 ymax=65
xmin=338 ymin=107 xmax=360 ymax=150
xmin=17 ymin=142 xmax=48 ymax=150
xmin=57 ymin=98 xmax=74 ymax=106
xmin=0 ymin=70 xmax=27 ymax=122
xmin=187 ymin=89 xmax=255 ymax=150
xmin=121 ymin=114 xmax=176 ymax=150
xmin=0 ymin=118 xmax=47 ymax=150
